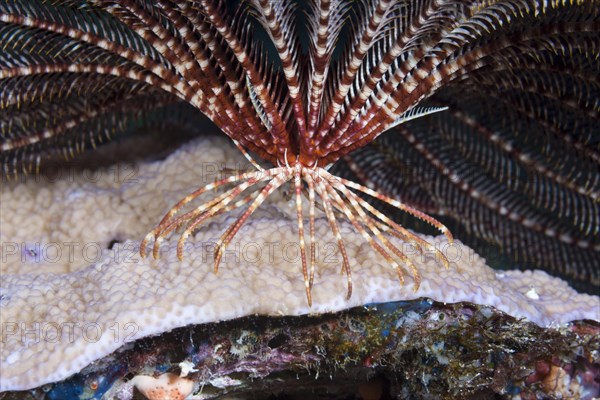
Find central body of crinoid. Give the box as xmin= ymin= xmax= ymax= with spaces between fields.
xmin=141 ymin=147 xmax=453 ymax=306
xmin=136 ymin=0 xmax=459 ymax=306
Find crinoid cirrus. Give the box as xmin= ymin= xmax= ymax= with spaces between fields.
xmin=1 ymin=0 xmax=597 ymax=304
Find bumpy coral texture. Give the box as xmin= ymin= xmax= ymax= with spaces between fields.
xmin=1 ymin=136 xmax=598 ymax=391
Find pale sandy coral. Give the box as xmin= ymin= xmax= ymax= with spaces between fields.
xmin=0 ymin=136 xmax=598 ymax=392
xmin=0 ymin=135 xmax=239 ymax=275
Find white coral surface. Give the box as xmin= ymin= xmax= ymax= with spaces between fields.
xmin=1 ymin=136 xmax=598 ymax=391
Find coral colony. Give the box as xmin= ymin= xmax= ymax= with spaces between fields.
xmin=1 ymin=137 xmax=599 ymax=397
xmin=0 ymin=0 xmax=599 ymax=398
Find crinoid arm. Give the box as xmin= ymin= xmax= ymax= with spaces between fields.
xmin=141 ymin=147 xmax=452 ymax=307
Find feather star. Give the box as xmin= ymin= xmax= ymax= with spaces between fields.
xmin=0 ymin=0 xmax=598 ymax=303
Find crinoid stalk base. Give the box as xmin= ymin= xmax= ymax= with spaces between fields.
xmin=141 ymin=158 xmax=453 ymax=306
